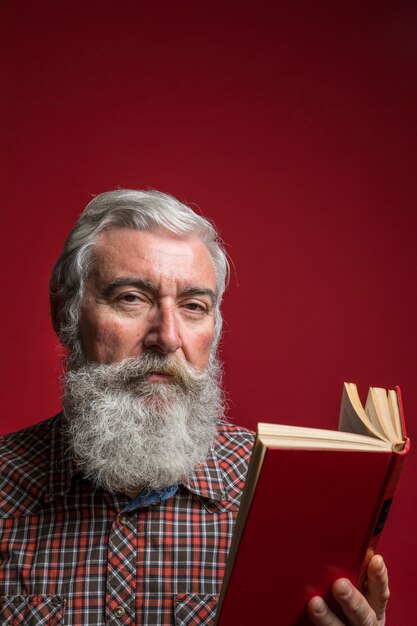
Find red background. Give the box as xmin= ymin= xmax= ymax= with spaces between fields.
xmin=1 ymin=1 xmax=416 ymax=622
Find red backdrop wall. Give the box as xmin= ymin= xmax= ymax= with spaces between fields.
xmin=1 ymin=1 xmax=416 ymax=622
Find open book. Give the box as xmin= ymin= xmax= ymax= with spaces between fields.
xmin=216 ymin=383 xmax=409 ymax=626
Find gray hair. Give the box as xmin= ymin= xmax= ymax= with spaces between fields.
xmin=50 ymin=189 xmax=229 ymax=359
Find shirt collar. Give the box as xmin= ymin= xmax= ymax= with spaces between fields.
xmin=181 ymin=441 xmax=227 ymax=502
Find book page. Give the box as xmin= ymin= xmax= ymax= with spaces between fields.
xmin=388 ymin=389 xmax=403 ymax=440
xmin=339 ymin=383 xmax=389 ymax=442
xmin=257 ymin=422 xmax=390 ymax=450
xmin=365 ymin=388 xmax=396 ymax=441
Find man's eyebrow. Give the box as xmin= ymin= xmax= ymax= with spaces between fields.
xmin=102 ymin=278 xmax=217 ymax=304
xmin=181 ymin=287 xmax=217 ymax=305
xmin=102 ymin=277 xmax=156 ymax=298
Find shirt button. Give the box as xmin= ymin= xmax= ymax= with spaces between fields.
xmin=114 ymin=606 xmax=125 ymax=618
xmin=119 ymin=515 xmax=128 ymax=525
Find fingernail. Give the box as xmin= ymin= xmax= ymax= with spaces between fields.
xmin=376 ymin=555 xmax=384 ymax=569
xmin=337 ymin=578 xmax=352 ymax=597
xmin=309 ymin=597 xmax=326 ymax=614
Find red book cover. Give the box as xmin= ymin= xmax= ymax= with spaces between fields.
xmin=216 ymin=404 xmax=409 ymax=625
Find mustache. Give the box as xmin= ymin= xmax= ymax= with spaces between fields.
xmin=67 ymin=352 xmax=206 ymax=391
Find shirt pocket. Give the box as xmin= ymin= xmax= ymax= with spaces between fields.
xmin=173 ymin=593 xmax=218 ymax=626
xmin=0 ymin=595 xmax=65 ymax=625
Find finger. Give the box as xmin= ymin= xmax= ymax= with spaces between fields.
xmin=365 ymin=555 xmax=390 ymax=621
xmin=332 ymin=578 xmax=377 ymax=626
xmin=307 ymin=596 xmax=345 ymax=626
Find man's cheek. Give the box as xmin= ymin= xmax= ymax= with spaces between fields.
xmin=194 ymin=331 xmax=216 ymax=364
xmin=85 ymin=322 xmax=128 ymax=362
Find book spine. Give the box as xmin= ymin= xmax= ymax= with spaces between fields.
xmin=357 ymin=440 xmax=410 ymax=588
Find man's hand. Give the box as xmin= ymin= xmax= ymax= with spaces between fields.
xmin=307 ymin=555 xmax=389 ymax=625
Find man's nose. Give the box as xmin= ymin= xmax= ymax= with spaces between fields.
xmin=143 ymin=304 xmax=182 ymax=354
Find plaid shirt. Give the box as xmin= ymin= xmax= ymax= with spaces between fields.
xmin=0 ymin=414 xmax=254 ymax=625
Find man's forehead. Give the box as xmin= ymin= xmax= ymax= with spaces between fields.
xmin=89 ymin=227 xmax=217 ymax=287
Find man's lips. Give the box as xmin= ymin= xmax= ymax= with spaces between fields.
xmin=146 ymin=372 xmax=174 ymax=383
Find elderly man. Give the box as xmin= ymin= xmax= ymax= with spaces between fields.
xmin=0 ymin=190 xmax=389 ymax=625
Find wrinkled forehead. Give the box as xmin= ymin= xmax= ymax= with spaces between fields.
xmin=88 ymin=227 xmax=217 ymax=291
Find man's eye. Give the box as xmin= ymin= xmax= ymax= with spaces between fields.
xmin=184 ymin=302 xmax=206 ymax=312
xmin=118 ymin=293 xmax=142 ymax=303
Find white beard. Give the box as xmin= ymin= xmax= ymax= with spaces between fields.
xmin=62 ymin=352 xmax=224 ymax=494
